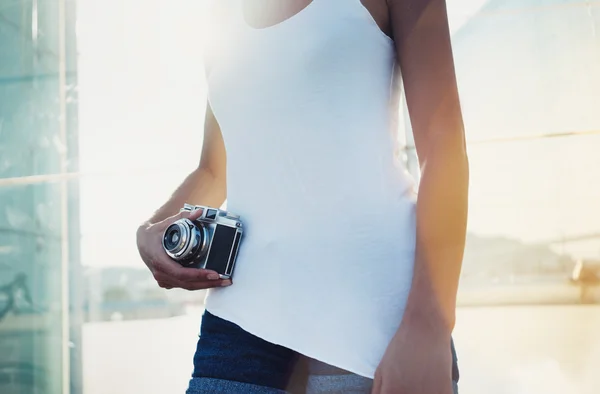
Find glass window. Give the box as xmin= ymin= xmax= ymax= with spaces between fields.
xmin=0 ymin=1 xmax=81 ymax=393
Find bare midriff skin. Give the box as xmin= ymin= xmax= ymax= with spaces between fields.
xmin=136 ymin=1 xmax=468 ymax=393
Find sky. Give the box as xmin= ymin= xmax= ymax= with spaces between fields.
xmin=75 ymin=0 xmax=600 ymax=268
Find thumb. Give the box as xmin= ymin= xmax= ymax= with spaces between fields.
xmin=158 ymin=206 xmax=204 ymax=230
xmin=180 ymin=205 xmax=204 ymax=221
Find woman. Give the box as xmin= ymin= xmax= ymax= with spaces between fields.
xmin=136 ymin=0 xmax=469 ymax=392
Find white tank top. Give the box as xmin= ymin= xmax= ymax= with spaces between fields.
xmin=203 ymin=0 xmax=417 ymax=378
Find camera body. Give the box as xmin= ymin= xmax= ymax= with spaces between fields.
xmin=162 ymin=204 xmax=244 ymax=279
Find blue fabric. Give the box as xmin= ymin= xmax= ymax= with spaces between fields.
xmin=189 ymin=310 xmax=459 ymax=393
xmin=192 ymin=310 xmax=299 ymax=390
xmin=186 ymin=377 xmax=288 ymax=394
xmin=187 ymin=375 xmax=458 ymax=394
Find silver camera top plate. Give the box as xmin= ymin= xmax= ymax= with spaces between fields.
xmin=180 ymin=204 xmax=243 ymax=230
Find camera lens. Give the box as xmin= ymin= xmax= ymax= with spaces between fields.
xmin=162 ymin=219 xmax=208 ymax=263
xmin=164 ymin=225 xmax=183 ymax=251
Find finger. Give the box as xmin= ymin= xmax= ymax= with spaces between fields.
xmin=152 ymin=270 xmax=178 ymax=289
xmin=153 ymin=209 xmax=191 ymax=231
xmin=183 ymin=206 xmax=204 ymax=220
xmin=153 ymin=270 xmax=231 ymax=290
xmin=176 ymin=279 xmax=232 ymax=291
xmin=157 ymin=281 xmax=175 ymax=289
xmin=155 ymin=273 xmax=230 ymax=290
xmin=159 ymin=206 xmax=204 ymax=229
xmin=371 ymin=377 xmax=381 ymax=394
xmin=154 ymin=255 xmax=222 ymax=282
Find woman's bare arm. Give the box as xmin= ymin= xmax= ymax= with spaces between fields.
xmin=390 ymin=0 xmax=469 ymax=330
xmin=135 ymin=102 xmax=230 ymax=291
xmin=143 ymin=101 xmax=227 ymax=226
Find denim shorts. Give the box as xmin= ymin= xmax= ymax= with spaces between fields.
xmin=186 ymin=310 xmax=459 ymax=394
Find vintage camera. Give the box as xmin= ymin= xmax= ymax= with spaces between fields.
xmin=162 ymin=204 xmax=244 ymax=279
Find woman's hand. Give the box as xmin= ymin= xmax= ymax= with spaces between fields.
xmin=136 ymin=208 xmax=232 ymax=290
xmin=372 ymin=314 xmax=453 ymax=394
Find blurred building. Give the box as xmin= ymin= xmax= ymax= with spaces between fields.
xmin=398 ymin=0 xmax=600 ymax=303
xmin=0 ymin=1 xmax=81 ymax=393
xmin=82 ymin=267 xmax=189 ymax=322
xmin=452 ymin=0 xmax=600 ymax=140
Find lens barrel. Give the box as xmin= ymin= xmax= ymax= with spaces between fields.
xmin=162 ymin=219 xmax=207 ymax=263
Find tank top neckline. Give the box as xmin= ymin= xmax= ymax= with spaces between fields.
xmin=237 ymin=0 xmax=319 ymax=33
xmin=236 ymin=0 xmax=394 ymax=46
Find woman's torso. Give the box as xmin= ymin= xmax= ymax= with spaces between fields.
xmin=203 ymin=0 xmax=417 ymax=378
